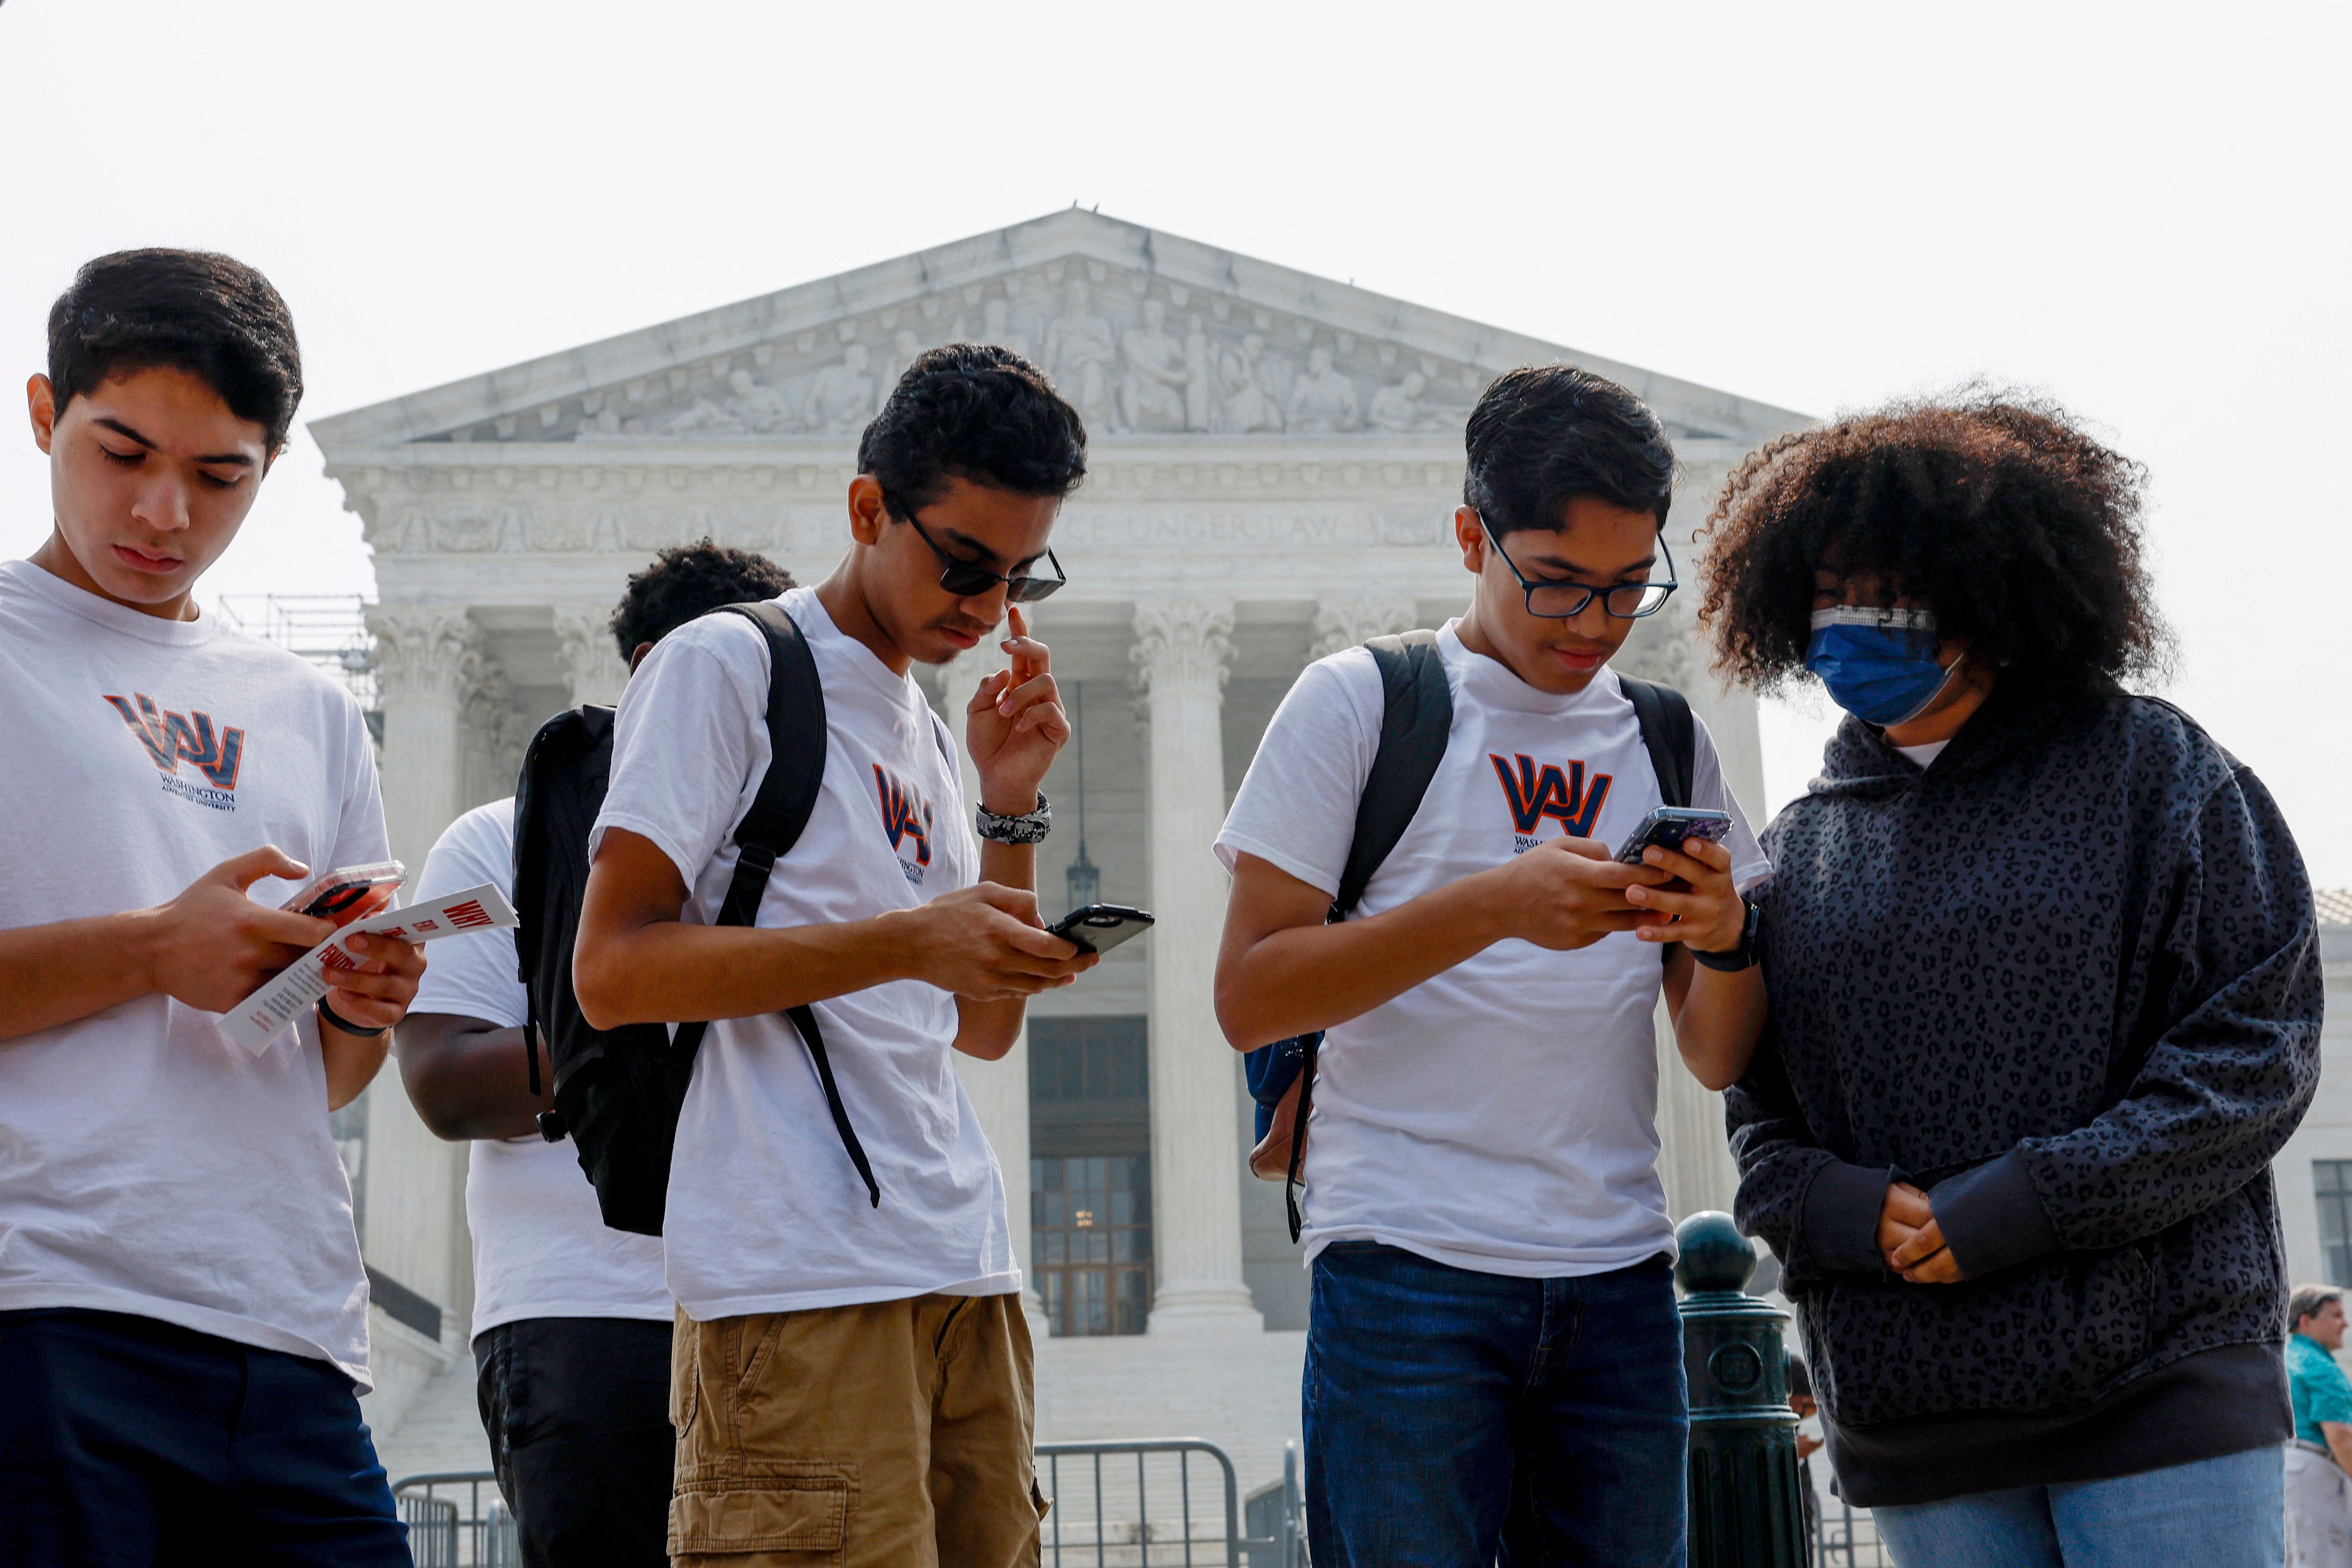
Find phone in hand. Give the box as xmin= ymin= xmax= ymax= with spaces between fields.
xmin=1047 ymin=903 xmax=1156 ymax=956
xmin=1613 ymin=808 xmax=1732 ymax=866
xmin=280 ymin=861 xmax=407 ymax=927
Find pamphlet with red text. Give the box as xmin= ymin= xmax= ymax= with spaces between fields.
xmin=224 ymin=882 xmax=519 ymax=1054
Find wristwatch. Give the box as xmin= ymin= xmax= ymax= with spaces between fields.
xmin=976 ymin=791 xmax=1051 ymax=844
xmin=1690 ymin=895 xmax=1763 ymax=973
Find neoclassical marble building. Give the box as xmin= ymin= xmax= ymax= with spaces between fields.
xmin=314 ymin=210 xmax=1807 ymax=1472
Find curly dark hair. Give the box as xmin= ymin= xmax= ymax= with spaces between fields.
xmin=608 ymin=540 xmax=795 ymax=660
xmin=1697 ymin=388 xmax=2170 ymax=696
xmin=859 ymin=343 xmax=1086 ymax=516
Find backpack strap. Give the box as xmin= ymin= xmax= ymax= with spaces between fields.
xmin=671 ymin=601 xmax=882 ymax=1208
xmin=1284 ymin=627 xmax=1453 ymax=1241
xmin=1617 ymin=674 xmax=1696 ymax=810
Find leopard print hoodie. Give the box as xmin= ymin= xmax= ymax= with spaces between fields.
xmin=1729 ymin=683 xmax=2322 ymax=1505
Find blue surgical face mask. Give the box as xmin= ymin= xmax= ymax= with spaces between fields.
xmin=1806 ymin=606 xmax=1961 ymax=726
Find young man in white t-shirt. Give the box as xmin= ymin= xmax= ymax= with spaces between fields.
xmin=572 ymin=345 xmax=1097 ymax=1568
xmin=399 ymin=542 xmax=794 ymax=1568
xmin=0 ymin=252 xmax=426 ymax=1563
xmin=1215 ymin=366 xmax=1772 ymax=1566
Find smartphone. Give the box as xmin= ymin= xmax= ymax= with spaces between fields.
xmin=1048 ymin=903 xmax=1156 ymax=956
xmin=280 ymin=861 xmax=407 ymax=926
xmin=1614 ymin=808 xmax=1732 ymax=866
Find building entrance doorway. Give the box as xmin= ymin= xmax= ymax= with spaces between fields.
xmin=1029 ymin=1016 xmax=1152 ymax=1336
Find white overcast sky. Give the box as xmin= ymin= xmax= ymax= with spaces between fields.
xmin=2 ymin=1 xmax=2345 ymax=882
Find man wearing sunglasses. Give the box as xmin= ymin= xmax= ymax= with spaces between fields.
xmin=572 ymin=344 xmax=1094 ymax=1568
xmin=1215 ymin=366 xmax=1771 ymax=1565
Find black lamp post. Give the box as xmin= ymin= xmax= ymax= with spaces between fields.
xmin=1064 ymin=680 xmax=1099 ymax=916
xmin=1677 ymin=1210 xmax=1810 ymax=1568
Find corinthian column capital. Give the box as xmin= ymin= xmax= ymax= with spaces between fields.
xmin=1309 ymin=596 xmax=1420 ymax=660
xmin=552 ymin=606 xmax=630 ymax=708
xmin=366 ymin=605 xmax=479 ymax=702
xmin=1129 ymin=600 xmax=1235 ymax=697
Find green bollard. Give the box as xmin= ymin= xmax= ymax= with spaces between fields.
xmin=1676 ymin=1210 xmax=1810 ymax=1568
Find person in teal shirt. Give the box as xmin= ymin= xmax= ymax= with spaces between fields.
xmin=2286 ymin=1285 xmax=2352 ymax=1568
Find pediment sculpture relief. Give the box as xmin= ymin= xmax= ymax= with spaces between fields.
xmin=427 ymin=260 xmax=1483 ymax=446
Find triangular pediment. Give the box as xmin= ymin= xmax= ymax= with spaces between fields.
xmin=310 ymin=209 xmax=1801 ymax=455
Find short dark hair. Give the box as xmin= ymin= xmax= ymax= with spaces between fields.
xmin=1783 ymin=1351 xmax=1813 ymax=1399
xmin=858 ymin=344 xmax=1087 ymax=517
xmin=1462 ymin=365 xmax=1677 ymax=537
xmin=47 ymin=249 xmax=303 ymax=451
xmin=1697 ymin=388 xmax=2170 ymax=697
xmin=608 ymin=539 xmax=796 ymax=659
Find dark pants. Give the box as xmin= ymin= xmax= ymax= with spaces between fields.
xmin=1304 ymin=1242 xmax=1688 ymax=1568
xmin=473 ymin=1316 xmax=675 ymax=1568
xmin=0 ymin=1307 xmax=407 ymax=1568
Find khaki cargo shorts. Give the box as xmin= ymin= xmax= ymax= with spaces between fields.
xmin=668 ymin=1292 xmax=1046 ymax=1568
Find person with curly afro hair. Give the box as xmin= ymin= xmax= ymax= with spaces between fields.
xmin=1701 ymin=390 xmax=2323 ymax=1568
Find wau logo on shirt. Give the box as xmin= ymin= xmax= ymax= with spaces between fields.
xmin=106 ymin=693 xmax=245 ymax=809
xmin=872 ymin=764 xmax=933 ymax=884
xmin=1490 ymin=752 xmax=1611 ymax=845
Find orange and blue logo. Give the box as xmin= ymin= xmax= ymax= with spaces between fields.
xmin=1490 ymin=752 xmax=1611 ymax=848
xmin=873 ymin=764 xmax=934 ymax=885
xmin=106 ymin=693 xmax=245 ymax=812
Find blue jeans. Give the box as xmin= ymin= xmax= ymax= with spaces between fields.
xmin=1304 ymin=1241 xmax=1687 ymax=1568
xmin=1872 ymin=1443 xmax=2286 ymax=1568
xmin=0 ymin=1308 xmax=408 ymax=1568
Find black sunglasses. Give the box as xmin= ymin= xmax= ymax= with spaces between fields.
xmin=1478 ymin=512 xmax=1677 ymax=620
xmin=882 ymin=488 xmax=1067 ymax=604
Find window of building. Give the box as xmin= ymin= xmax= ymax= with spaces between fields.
xmin=2319 ymin=1161 xmax=2352 ymax=1286
xmin=1029 ymin=1016 xmax=1151 ymax=1337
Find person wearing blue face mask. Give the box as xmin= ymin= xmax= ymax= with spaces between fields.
xmin=1696 ymin=391 xmax=2323 ymax=1568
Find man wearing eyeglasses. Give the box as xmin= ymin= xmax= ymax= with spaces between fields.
xmin=571 ymin=344 xmax=1095 ymax=1568
xmin=1215 ymin=365 xmax=1770 ymax=1566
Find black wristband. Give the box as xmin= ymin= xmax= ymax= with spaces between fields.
xmin=1690 ymin=895 xmax=1763 ymax=972
xmin=317 ymin=997 xmax=390 ymax=1039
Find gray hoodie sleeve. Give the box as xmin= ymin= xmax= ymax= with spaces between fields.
xmin=1728 ymin=1041 xmax=1892 ymax=1286
xmin=1933 ymin=764 xmax=2323 ymax=1277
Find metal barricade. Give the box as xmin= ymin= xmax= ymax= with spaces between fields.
xmin=1815 ymin=1498 xmax=1893 ymax=1568
xmin=1034 ymin=1438 xmax=1304 ymax=1568
xmin=390 ymin=1473 xmax=520 ymax=1567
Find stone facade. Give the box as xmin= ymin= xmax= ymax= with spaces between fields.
xmin=315 ymin=210 xmax=1807 ymax=1468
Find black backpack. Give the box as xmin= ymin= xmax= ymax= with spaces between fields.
xmin=512 ymin=600 xmax=881 ymax=1236
xmin=1241 ymin=629 xmax=1699 ymax=1241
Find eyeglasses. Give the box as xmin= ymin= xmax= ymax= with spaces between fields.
xmin=882 ymin=487 xmax=1067 ymax=604
xmin=1478 ymin=513 xmax=1677 ymax=620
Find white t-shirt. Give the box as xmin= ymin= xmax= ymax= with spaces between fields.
xmin=1894 ymin=739 xmax=1949 ymax=769
xmin=589 ymin=586 xmax=1016 ymax=1320
xmin=1215 ymin=623 xmax=1770 ymax=1279
xmin=407 ymin=798 xmax=672 ymax=1340
xmin=0 ymin=559 xmax=386 ymax=1385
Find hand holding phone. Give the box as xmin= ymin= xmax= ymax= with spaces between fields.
xmin=279 ymin=861 xmax=407 ymax=927
xmin=1047 ymin=903 xmax=1156 ymax=956
xmin=1613 ymin=808 xmax=1732 ymax=867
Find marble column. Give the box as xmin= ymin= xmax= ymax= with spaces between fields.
xmin=367 ymin=604 xmax=477 ymax=875
xmin=1309 ymin=595 xmax=1420 ymax=660
xmin=554 ymin=605 xmax=631 ymax=708
xmin=360 ymin=603 xmax=476 ymax=1335
xmin=1131 ymin=599 xmax=1262 ymax=1333
xmin=935 ymin=655 xmax=1045 ymax=1332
